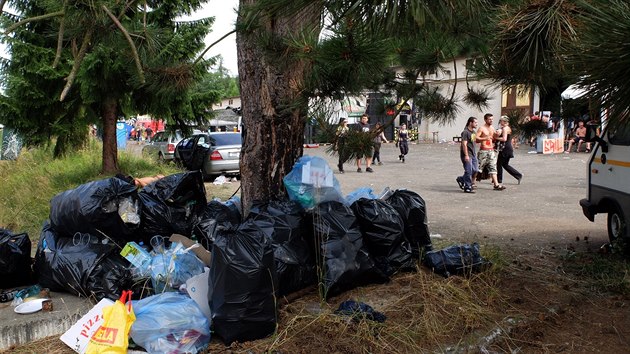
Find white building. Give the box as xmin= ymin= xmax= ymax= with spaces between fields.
xmin=392 ymin=58 xmax=540 ymax=142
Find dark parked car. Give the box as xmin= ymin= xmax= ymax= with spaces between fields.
xmin=174 ymin=132 xmax=242 ymax=178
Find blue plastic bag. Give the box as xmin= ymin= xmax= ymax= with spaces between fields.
xmin=147 ymin=240 xmax=205 ymax=292
xmin=130 ymin=292 xmax=210 ymax=354
xmin=345 ymin=187 xmax=377 ymax=205
xmin=283 ymin=156 xmax=345 ymax=209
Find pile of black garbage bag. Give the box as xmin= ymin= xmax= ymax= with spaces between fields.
xmin=35 ymin=171 xmax=207 ymax=300
xmin=1 ymin=166 xmax=491 ymax=347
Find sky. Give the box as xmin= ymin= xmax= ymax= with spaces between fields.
xmin=1 ymin=0 xmax=240 ymax=75
xmin=185 ymin=0 xmax=239 ymax=75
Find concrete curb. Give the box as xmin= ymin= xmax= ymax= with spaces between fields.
xmin=0 ymin=293 xmax=93 ymax=350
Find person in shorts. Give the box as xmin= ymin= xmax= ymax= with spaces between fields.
xmin=476 ymin=113 xmax=505 ymax=190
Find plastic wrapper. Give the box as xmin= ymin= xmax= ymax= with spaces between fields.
xmin=346 ymin=187 xmax=378 ymax=205
xmin=34 ymin=221 xmax=133 ymax=300
xmin=385 ymin=189 xmax=432 ymax=258
xmin=423 ymin=243 xmax=491 ymax=277
xmin=309 ymin=201 xmax=388 ymax=299
xmin=192 ymin=197 xmax=241 ymax=251
xmin=138 ymin=171 xmax=206 ymax=239
xmin=0 ymin=228 xmax=33 ymax=288
xmin=248 ymin=200 xmax=316 ymax=296
xmin=49 ymin=177 xmax=139 ymax=240
xmin=283 ymin=156 xmax=345 ymax=209
xmin=210 ymin=218 xmax=277 ymax=344
xmin=147 ymin=240 xmax=205 ymax=293
xmin=130 ymin=292 xmax=210 ymax=354
xmin=351 ymin=198 xmax=415 ymax=275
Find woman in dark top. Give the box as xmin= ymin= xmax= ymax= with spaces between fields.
xmin=496 ymin=116 xmax=523 ymax=184
xmin=397 ymin=123 xmax=409 ymax=163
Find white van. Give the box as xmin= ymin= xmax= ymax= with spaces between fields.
xmin=579 ymin=123 xmax=630 ymax=243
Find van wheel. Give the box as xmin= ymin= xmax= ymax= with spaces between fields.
xmin=608 ymin=205 xmax=628 ymax=244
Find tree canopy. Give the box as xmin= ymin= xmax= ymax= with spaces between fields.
xmin=0 ymin=0 xmax=220 ymax=170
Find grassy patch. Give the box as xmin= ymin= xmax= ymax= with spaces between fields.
xmin=0 ymin=140 xmax=179 ymax=242
xmin=561 ymin=251 xmax=630 ymax=295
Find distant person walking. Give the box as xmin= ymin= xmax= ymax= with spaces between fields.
xmin=496 ymin=116 xmax=523 ymax=185
xmin=372 ymin=122 xmax=388 ymax=165
xmin=397 ymin=123 xmax=409 ymax=163
xmin=335 ymin=118 xmax=350 ymax=173
xmin=356 ymin=114 xmax=374 ymax=173
xmin=456 ymin=117 xmax=479 ymax=193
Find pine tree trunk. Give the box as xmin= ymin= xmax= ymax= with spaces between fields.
xmin=101 ymin=96 xmax=119 ymax=174
xmin=237 ymin=1 xmax=322 ymax=216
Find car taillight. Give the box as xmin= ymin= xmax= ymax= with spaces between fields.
xmin=210 ymin=150 xmax=223 ymax=160
xmin=167 ymin=143 xmax=175 ymax=153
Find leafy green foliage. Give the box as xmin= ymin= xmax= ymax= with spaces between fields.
xmin=0 ymin=0 xmax=221 ymax=168
xmin=568 ymin=0 xmax=630 ymax=128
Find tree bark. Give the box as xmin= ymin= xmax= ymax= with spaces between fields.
xmin=237 ymin=1 xmax=322 ymax=216
xmin=101 ymin=96 xmax=119 ymax=174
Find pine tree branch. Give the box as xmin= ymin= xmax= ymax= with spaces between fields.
xmin=194 ymin=29 xmax=237 ymax=65
xmin=4 ymin=10 xmax=64 ymax=35
xmin=102 ymin=4 xmax=145 ymax=84
xmin=53 ymin=1 xmax=68 ymax=69
xmin=60 ymin=28 xmax=94 ymax=102
xmin=449 ymin=56 xmax=457 ymax=102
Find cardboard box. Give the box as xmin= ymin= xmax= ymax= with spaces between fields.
xmin=169 ymin=234 xmax=211 ymax=266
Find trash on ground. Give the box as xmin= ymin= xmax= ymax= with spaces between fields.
xmin=60 ymin=298 xmax=115 ymax=354
xmin=423 ymin=243 xmax=492 ymax=277
xmin=248 ymin=200 xmax=316 ymax=296
xmin=138 ymin=171 xmax=206 ymax=239
xmin=49 ymin=177 xmax=140 ymax=240
xmin=335 ymin=300 xmax=387 ymax=323
xmin=0 ymin=228 xmax=33 ymax=288
xmin=34 ymin=222 xmax=132 ymax=300
xmin=283 ymin=155 xmax=345 ymax=209
xmin=13 ymin=298 xmax=51 ymax=315
xmin=385 ymin=189 xmax=433 ymax=258
xmin=212 ymin=175 xmax=228 ymax=185
xmin=86 ymin=290 xmax=135 ymax=354
xmin=210 ymin=217 xmax=277 ymax=344
xmin=351 ymin=198 xmax=415 ymax=276
xmin=130 ymin=292 xmax=210 ymax=354
xmin=345 ymin=187 xmax=378 ymax=205
xmin=309 ymin=201 xmax=388 ymax=299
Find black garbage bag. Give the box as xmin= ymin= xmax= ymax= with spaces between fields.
xmin=34 ymin=221 xmax=133 ymax=300
xmin=335 ymin=300 xmax=387 ymax=323
xmin=248 ymin=200 xmax=316 ymax=297
xmin=309 ymin=201 xmax=388 ymax=299
xmin=49 ymin=177 xmax=140 ymax=241
xmin=351 ymin=198 xmax=415 ymax=276
xmin=0 ymin=228 xmax=33 ymax=289
xmin=423 ymin=243 xmax=491 ymax=277
xmin=385 ymin=189 xmax=432 ymax=258
xmin=138 ymin=171 xmax=206 ymax=239
xmin=210 ymin=217 xmax=278 ymax=345
xmin=192 ymin=199 xmax=241 ymax=251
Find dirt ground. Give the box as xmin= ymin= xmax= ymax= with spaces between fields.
xmin=11 ymin=141 xmax=630 ymax=353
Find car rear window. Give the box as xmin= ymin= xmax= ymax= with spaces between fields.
xmin=209 ymin=133 xmax=242 ymax=146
